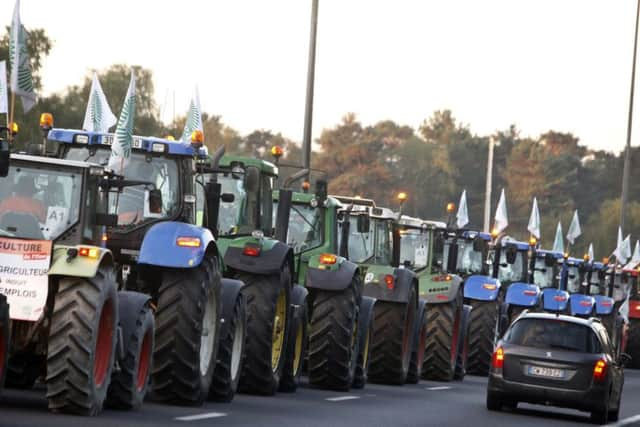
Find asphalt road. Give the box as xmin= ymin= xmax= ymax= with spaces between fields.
xmin=2 ymin=371 xmax=640 ymax=427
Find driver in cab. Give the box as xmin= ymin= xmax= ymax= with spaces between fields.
xmin=0 ymin=175 xmax=46 ymax=223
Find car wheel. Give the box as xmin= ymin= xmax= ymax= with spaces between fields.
xmin=486 ymin=392 xmax=502 ymax=411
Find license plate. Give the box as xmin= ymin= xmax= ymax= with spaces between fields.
xmin=527 ymin=365 xmax=565 ymax=379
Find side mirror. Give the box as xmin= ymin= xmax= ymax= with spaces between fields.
xmin=544 ymin=253 xmax=556 ymax=267
xmin=221 ymin=193 xmax=235 ymax=203
xmin=619 ymin=352 xmax=632 ymax=367
xmin=0 ymin=140 xmax=9 ymax=178
xmin=473 ymin=236 xmax=487 ymax=253
xmin=315 ymin=179 xmax=328 ymax=205
xmin=356 ymin=215 xmax=370 ymax=233
xmin=506 ymin=245 xmax=518 ymax=264
xmin=244 ymin=166 xmax=260 ymax=193
xmin=144 ymin=189 xmax=163 ymax=218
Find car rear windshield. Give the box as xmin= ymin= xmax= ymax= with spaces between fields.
xmin=504 ymin=318 xmax=601 ymax=353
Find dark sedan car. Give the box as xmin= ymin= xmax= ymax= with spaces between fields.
xmin=486 ymin=312 xmax=630 ymax=424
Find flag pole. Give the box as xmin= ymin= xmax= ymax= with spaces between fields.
xmin=8 ymin=89 xmax=15 ymax=143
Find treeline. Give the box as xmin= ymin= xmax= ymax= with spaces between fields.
xmin=3 ymin=29 xmax=639 ymax=259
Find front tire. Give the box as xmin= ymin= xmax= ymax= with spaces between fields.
xmin=308 ymin=284 xmax=360 ymax=391
xmin=152 ymin=258 xmax=222 ymax=405
xmin=238 ymin=266 xmax=291 ymax=395
xmin=368 ymin=286 xmax=417 ymax=385
xmin=46 ymin=267 xmax=118 ymax=415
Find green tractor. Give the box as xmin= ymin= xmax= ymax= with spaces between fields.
xmin=272 ymin=180 xmax=375 ymax=391
xmin=395 ymin=215 xmax=472 ymax=382
xmin=0 ymin=146 xmax=155 ymax=415
xmin=329 ymin=196 xmax=418 ymax=386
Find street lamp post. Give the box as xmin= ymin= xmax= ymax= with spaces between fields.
xmin=621 ymin=0 xmax=640 ymax=231
xmin=302 ymin=0 xmax=319 ymax=176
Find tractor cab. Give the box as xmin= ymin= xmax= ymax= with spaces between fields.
xmin=561 ymin=257 xmax=595 ymax=317
xmin=624 ymin=261 xmax=640 ymax=320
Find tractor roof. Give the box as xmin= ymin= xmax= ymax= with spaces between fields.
xmin=398 ymin=215 xmax=445 ymax=229
xmin=47 ymin=128 xmax=203 ymax=157
xmin=565 ymin=257 xmax=584 ymax=266
xmin=331 ymin=195 xmax=376 ymax=207
xmin=10 ymin=153 xmax=101 ymax=170
xmin=500 ymin=236 xmax=530 ymax=251
xmin=218 ymin=154 xmax=277 ymax=175
xmin=536 ymin=249 xmax=564 ymax=259
xmin=462 ymin=230 xmax=491 ymax=241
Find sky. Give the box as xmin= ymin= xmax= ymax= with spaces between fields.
xmin=1 ymin=0 xmax=637 ymax=153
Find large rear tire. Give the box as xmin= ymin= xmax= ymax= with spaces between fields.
xmin=422 ymin=290 xmax=463 ymax=382
xmin=308 ymin=283 xmax=360 ymax=391
xmin=46 ymin=267 xmax=118 ymax=415
xmin=151 ymin=258 xmax=222 ymax=405
xmin=106 ymin=303 xmax=155 ymax=409
xmin=627 ymin=319 xmax=640 ymax=368
xmin=466 ymin=300 xmax=499 ymax=376
xmin=238 ymin=266 xmax=291 ymax=395
xmin=406 ymin=301 xmax=427 ymax=384
xmin=209 ymin=293 xmax=247 ymax=402
xmin=368 ymin=286 xmax=416 ymax=385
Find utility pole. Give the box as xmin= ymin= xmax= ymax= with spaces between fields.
xmin=483 ymin=136 xmax=495 ymax=233
xmin=302 ymin=0 xmax=319 ymax=175
xmin=621 ymin=0 xmax=640 ymax=231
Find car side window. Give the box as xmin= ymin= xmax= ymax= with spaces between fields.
xmin=596 ymin=327 xmax=613 ymax=356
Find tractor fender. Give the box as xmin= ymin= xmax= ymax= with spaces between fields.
xmin=220 ymin=278 xmax=245 ymax=337
xmin=569 ymin=294 xmax=595 ymax=317
xmin=595 ymin=295 xmax=616 ymax=316
xmin=224 ymin=240 xmax=293 ymax=277
xmin=116 ymin=290 xmax=152 ymax=363
xmin=48 ymin=245 xmax=114 ymax=278
xmin=138 ymin=222 xmax=215 ymax=268
xmin=421 ymin=274 xmax=463 ymax=304
xmin=504 ymin=282 xmax=540 ymax=308
xmin=542 ymin=288 xmax=570 ymax=312
xmin=305 ymin=259 xmax=358 ymax=292
xmin=363 ymin=267 xmax=417 ymax=304
xmin=463 ymin=275 xmax=500 ymax=302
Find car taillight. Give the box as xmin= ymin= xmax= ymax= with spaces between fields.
xmin=243 ymin=245 xmax=261 ymax=257
xmin=593 ymin=359 xmax=607 ymax=382
xmin=492 ymin=347 xmax=504 ymax=369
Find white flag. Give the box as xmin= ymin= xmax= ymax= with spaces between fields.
xmin=552 ymin=222 xmax=564 ymax=254
xmin=613 ymin=226 xmax=624 ymax=261
xmin=527 ymin=197 xmax=541 ymax=239
xmin=181 ymin=86 xmax=203 ymax=142
xmin=456 ymin=190 xmax=469 ymax=229
xmin=622 ymin=234 xmax=632 ymax=263
xmin=493 ymin=188 xmax=508 ymax=234
xmin=566 ymin=210 xmax=582 ymax=245
xmin=108 ymin=72 xmax=136 ymax=174
xmin=632 ymin=240 xmax=640 ymax=263
xmin=9 ymin=0 xmax=36 ymax=113
xmin=588 ymin=243 xmax=594 ymax=261
xmin=0 ymin=61 xmax=8 ymax=114
xmin=83 ymin=72 xmax=117 ymax=133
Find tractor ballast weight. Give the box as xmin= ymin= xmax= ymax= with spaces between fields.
xmin=464 ymin=276 xmax=501 ymax=301
xmin=138 ymin=222 xmax=216 ymax=268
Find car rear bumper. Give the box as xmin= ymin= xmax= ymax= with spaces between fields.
xmin=488 ymin=372 xmax=607 ymax=412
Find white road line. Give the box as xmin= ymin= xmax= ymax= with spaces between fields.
xmin=325 ymin=395 xmax=360 ymax=402
xmin=174 ymin=412 xmax=228 ymax=421
xmin=607 ymin=414 xmax=640 ymax=427
xmin=425 ymin=386 xmax=452 ymax=391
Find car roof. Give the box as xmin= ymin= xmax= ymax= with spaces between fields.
xmin=516 ymin=311 xmax=600 ymax=329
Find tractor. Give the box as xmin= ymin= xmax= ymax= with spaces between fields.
xmin=0 ymin=145 xmax=154 ymax=415
xmin=48 ymin=128 xmax=247 ymax=405
xmin=622 ymin=260 xmax=640 ymax=367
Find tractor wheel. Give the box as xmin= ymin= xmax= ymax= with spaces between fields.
xmin=368 ymin=286 xmax=416 ymax=385
xmin=152 ymin=258 xmax=222 ymax=405
xmin=466 ymin=300 xmax=499 ymax=376
xmin=46 ymin=267 xmax=118 ymax=415
xmin=627 ymin=319 xmax=640 ymax=368
xmin=0 ymin=294 xmax=8 ymax=392
xmin=279 ymin=295 xmax=308 ymax=392
xmin=308 ymin=284 xmax=360 ymax=391
xmin=209 ymin=293 xmax=247 ymax=402
xmin=422 ymin=290 xmax=463 ymax=382
xmin=106 ymin=303 xmax=155 ymax=409
xmin=237 ymin=266 xmax=291 ymax=395
xmin=406 ymin=301 xmax=427 ymax=384
xmin=352 ymin=297 xmax=375 ymax=389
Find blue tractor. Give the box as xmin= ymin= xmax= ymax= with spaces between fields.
xmin=47 ymin=128 xmax=247 ymax=405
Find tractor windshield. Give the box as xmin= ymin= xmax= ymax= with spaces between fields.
xmin=533 ymin=256 xmax=555 ymax=289
xmin=495 ymin=250 xmax=525 ymax=283
xmin=338 ymin=214 xmax=374 ymax=263
xmin=285 ymin=202 xmax=323 ymax=254
xmin=399 ymin=229 xmax=430 ymax=269
xmin=612 ymin=272 xmax=630 ymax=302
xmin=216 ymin=174 xmax=252 ymax=235
xmin=65 ymin=147 xmax=180 ymax=228
xmin=565 ymin=265 xmax=581 ymax=293
xmin=0 ymin=163 xmax=81 ymax=240
xmin=588 ymin=269 xmax=603 ymax=295
xmin=456 ymin=239 xmax=484 ymax=274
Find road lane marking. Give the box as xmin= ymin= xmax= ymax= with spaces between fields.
xmin=607 ymin=414 xmax=640 ymax=426
xmin=326 ymin=395 xmax=360 ymax=402
xmin=425 ymin=386 xmax=452 ymax=391
xmin=175 ymin=412 xmax=228 ymax=421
